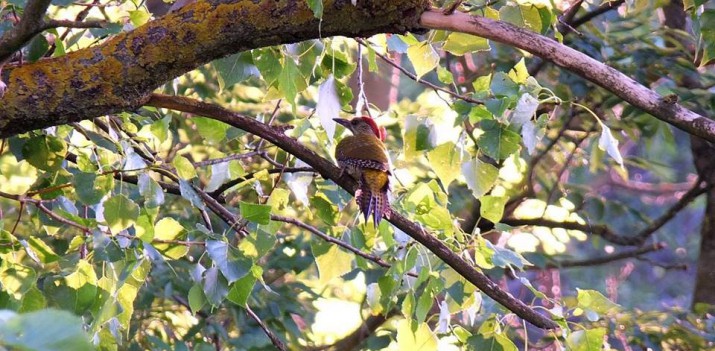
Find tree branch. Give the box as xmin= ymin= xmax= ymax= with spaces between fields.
xmin=418 ymin=10 xmax=715 ymax=142
xmin=0 ymin=0 xmax=429 ymax=138
xmin=145 ymin=93 xmax=558 ymax=330
xmin=534 ymin=241 xmax=666 ymax=269
xmin=504 ymin=180 xmax=710 ymax=246
xmin=0 ymin=0 xmax=52 ymax=64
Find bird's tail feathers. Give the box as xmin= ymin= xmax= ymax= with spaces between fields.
xmin=356 ymin=184 xmax=389 ymax=228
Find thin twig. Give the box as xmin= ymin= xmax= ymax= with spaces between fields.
xmin=503 ymin=179 xmax=710 ymax=246
xmin=245 ymin=306 xmax=288 ymax=351
xmin=532 ymin=242 xmax=666 ymax=269
xmin=193 ymin=151 xmax=264 ymax=167
xmin=272 ymin=215 xmax=417 ymax=277
xmin=355 ymin=38 xmax=484 ymax=105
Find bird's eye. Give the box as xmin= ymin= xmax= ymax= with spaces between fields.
xmin=351 ymin=120 xmax=358 ymax=125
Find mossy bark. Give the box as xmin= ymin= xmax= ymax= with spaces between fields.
xmin=0 ymin=0 xmax=429 ymax=138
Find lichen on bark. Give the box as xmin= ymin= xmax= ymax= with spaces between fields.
xmin=0 ymin=0 xmax=430 ymax=138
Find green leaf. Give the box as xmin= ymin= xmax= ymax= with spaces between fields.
xmin=277 ymin=57 xmax=307 ymax=108
xmin=239 ymin=202 xmax=272 ymax=225
xmin=74 ymin=172 xmax=114 ymax=205
xmin=138 ymin=173 xmax=165 ymax=208
xmin=212 ymin=52 xmax=259 ymax=92
xmin=485 ymin=241 xmax=531 ymax=269
xmin=27 ymin=35 xmax=49 ymax=62
xmin=135 ymin=208 xmax=155 ymax=243
xmin=103 ymin=194 xmax=139 ymax=233
xmin=306 ymin=0 xmax=323 ymax=18
xmin=65 ymin=260 xmax=99 ymax=313
xmin=466 ymin=333 xmax=518 ymax=351
xmin=22 ymin=135 xmax=67 ymax=171
xmin=436 ymin=66 xmax=454 ymax=85
xmin=153 ymin=218 xmax=189 ymax=259
xmin=310 ymin=195 xmax=338 ymax=225
xmin=406 ymin=42 xmax=439 ymax=78
xmin=489 ymin=72 xmax=518 ymax=98
xmin=18 ymin=286 xmax=47 ymax=312
xmin=226 ymin=272 xmax=257 ymax=307
xmin=0 ymin=309 xmax=93 ymax=351
xmin=202 ymin=267 xmax=229 ymax=306
xmin=206 ymin=240 xmax=253 ymax=283
xmin=252 ymin=48 xmax=282 ymax=86
xmin=188 ymin=284 xmax=206 ymax=314
xmin=472 ymin=74 xmax=492 ymax=99
xmin=311 ymin=240 xmax=352 ymax=284
xmin=172 ymin=155 xmax=197 ymax=180
xmin=403 ymin=115 xmax=433 ymax=161
xmin=477 ymin=121 xmax=521 ymax=160
xmin=566 ymin=328 xmax=607 ymax=351
xmin=462 ymin=158 xmax=498 ymax=199
xmin=427 ymin=142 xmax=461 ymax=189
xmin=27 ymin=236 xmax=59 ymax=263
xmin=480 ymin=195 xmax=507 ymax=223
xmin=499 ymin=4 xmax=542 ymax=33
xmin=396 ymin=319 xmax=438 ymax=351
xmin=179 ymin=179 xmax=206 ymax=210
xmin=443 ymin=32 xmax=490 ymax=55
xmin=193 ymin=117 xmax=230 ymax=144
xmin=576 ymin=289 xmax=620 ymax=314
xmin=129 ymin=9 xmax=151 ymax=27
xmin=508 ymin=58 xmax=530 ymax=84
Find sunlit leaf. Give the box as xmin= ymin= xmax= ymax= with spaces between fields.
xmin=443 ymin=32 xmax=490 ymax=55
xmin=396 ymin=319 xmax=438 ymax=351
xmin=103 ymin=194 xmax=139 ymax=233
xmin=406 ymin=42 xmax=439 ymax=78
xmin=461 ymin=158 xmax=498 ymax=199
xmin=499 ymin=4 xmax=542 ymax=33
xmin=153 ymin=218 xmax=189 ymax=259
xmin=316 ymin=75 xmax=340 ymax=140
xmin=598 ymin=124 xmax=624 ymax=167
xmin=22 ymin=135 xmax=67 ymax=171
xmin=427 ymin=142 xmax=461 ymax=189
xmin=277 ymin=57 xmax=307 ymax=109
xmin=311 ymin=240 xmax=352 ymax=284
xmin=212 ymin=52 xmax=259 ymax=92
xmin=173 ymin=155 xmax=197 ymax=180
xmin=566 ymin=328 xmax=607 ymax=351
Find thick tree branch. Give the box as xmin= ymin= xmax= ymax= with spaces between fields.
xmin=419 ymin=10 xmax=715 ymax=142
xmin=0 ymin=0 xmax=429 ymax=138
xmin=145 ymin=93 xmax=558 ymax=330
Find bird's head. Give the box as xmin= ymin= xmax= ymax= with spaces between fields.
xmin=334 ymin=117 xmax=386 ymax=141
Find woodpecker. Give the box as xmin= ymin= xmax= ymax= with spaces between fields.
xmin=333 ymin=117 xmax=390 ymax=227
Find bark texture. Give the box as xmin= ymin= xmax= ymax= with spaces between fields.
xmin=0 ymin=0 xmax=428 ymax=138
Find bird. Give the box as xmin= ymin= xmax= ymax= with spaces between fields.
xmin=333 ymin=117 xmax=391 ymax=227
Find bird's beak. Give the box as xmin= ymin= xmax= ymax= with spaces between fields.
xmin=333 ymin=118 xmax=350 ymax=128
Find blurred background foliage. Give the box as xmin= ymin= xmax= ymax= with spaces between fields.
xmin=1 ymin=0 xmax=715 ymax=350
